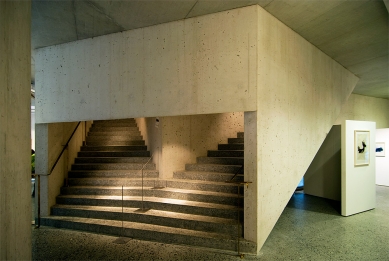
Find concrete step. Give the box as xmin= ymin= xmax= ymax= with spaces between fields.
xmin=71 ymin=163 xmax=156 ymax=171
xmin=89 ymin=126 xmax=140 ymax=132
xmin=218 ymin=144 xmax=244 ymax=150
xmin=68 ymin=170 xmax=159 ymax=179
xmin=196 ymin=157 xmax=243 ymax=165
xmin=92 ymin=122 xmax=137 ymax=127
xmin=78 ymin=151 xmax=150 ymax=157
xmin=228 ymin=138 xmax=244 ymax=144
xmin=164 ymin=178 xmax=243 ymax=195
xmin=50 ymin=205 xmax=241 ymax=236
xmin=88 ymin=130 xmax=141 ymax=136
xmin=55 ymin=195 xmax=242 ymax=219
xmin=86 ymin=140 xmax=145 ymax=146
xmin=86 ymin=136 xmax=143 ymax=142
xmin=207 ymin=150 xmax=244 ymax=157
xmin=75 ymin=157 xmax=151 ymax=164
xmin=81 ymin=145 xmax=148 ymax=152
xmin=60 ymin=186 xmax=243 ymax=206
xmin=67 ymin=177 xmax=160 ymax=187
xmin=174 ymin=171 xmax=243 ymax=182
xmin=237 ymin=132 xmax=244 ymax=138
xmin=185 ymin=164 xmax=242 ymax=174
xmin=40 ymin=216 xmax=255 ymax=254
xmin=93 ymin=119 xmax=136 ymax=124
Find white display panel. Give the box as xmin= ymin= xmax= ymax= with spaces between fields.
xmin=341 ymin=120 xmax=376 ymax=216
xmin=376 ymin=128 xmax=389 ymax=186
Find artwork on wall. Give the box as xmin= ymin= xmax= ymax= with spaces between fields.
xmin=354 ymin=130 xmax=370 ymax=166
xmin=376 ymin=142 xmax=385 ymax=157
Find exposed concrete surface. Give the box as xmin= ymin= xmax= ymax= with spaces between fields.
xmin=0 ymin=1 xmax=31 ymax=259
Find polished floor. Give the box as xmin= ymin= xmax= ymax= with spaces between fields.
xmin=32 ymin=185 xmax=389 ymax=260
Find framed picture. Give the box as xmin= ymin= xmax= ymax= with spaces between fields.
xmin=376 ymin=142 xmax=385 ymax=157
xmin=354 ymin=130 xmax=370 ymax=166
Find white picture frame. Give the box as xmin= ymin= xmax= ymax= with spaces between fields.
xmin=354 ymin=130 xmax=370 ymax=166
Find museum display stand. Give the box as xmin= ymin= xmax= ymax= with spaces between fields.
xmin=341 ymin=120 xmax=376 ymax=216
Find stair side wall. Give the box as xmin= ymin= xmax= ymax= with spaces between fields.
xmin=137 ymin=113 xmax=244 ymax=179
xmin=250 ymin=5 xmax=359 ymax=251
xmin=36 ymin=121 xmax=90 ymax=216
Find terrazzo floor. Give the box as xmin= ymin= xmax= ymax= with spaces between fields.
xmin=32 ymin=185 xmax=389 ymax=260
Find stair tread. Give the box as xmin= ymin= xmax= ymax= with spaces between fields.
xmin=175 ymin=170 xmax=243 ymax=175
xmin=52 ymin=204 xmax=237 ymax=225
xmin=63 ymin=186 xmax=243 ymax=198
xmin=42 ymin=216 xmax=245 ymax=240
xmin=56 ymin=194 xmax=242 ymax=210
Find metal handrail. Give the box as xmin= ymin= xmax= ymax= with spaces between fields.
xmin=34 ymin=121 xmax=82 ymax=228
xmin=225 ymin=165 xmax=244 ymax=183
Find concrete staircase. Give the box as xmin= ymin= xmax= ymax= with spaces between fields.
xmin=41 ymin=120 xmax=255 ymax=254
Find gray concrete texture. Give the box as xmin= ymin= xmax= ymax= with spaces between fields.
xmin=31 ymin=1 xmax=388 ymax=99
xmin=32 ymin=185 xmax=389 ymax=260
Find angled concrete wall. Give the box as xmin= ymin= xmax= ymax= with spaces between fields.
xmin=0 ymin=1 xmax=31 ymax=259
xmin=251 ymin=5 xmax=358 ymax=250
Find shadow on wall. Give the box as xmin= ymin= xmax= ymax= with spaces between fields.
xmin=286 ymin=192 xmax=341 ymax=216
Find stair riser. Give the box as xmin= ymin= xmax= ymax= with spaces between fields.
xmin=86 ymin=141 xmax=145 ymax=146
xmin=88 ymin=131 xmax=141 ymax=136
xmin=78 ymin=151 xmax=150 ymax=157
xmin=218 ymin=144 xmax=244 ymax=150
xmin=166 ymin=180 xmax=242 ymax=195
xmin=55 ymin=197 xmax=241 ymax=219
xmin=51 ymin=207 xmax=241 ymax=236
xmin=68 ymin=178 xmax=160 ymax=186
xmin=68 ymin=171 xmax=159 ymax=179
xmin=207 ymin=151 xmax=244 ymax=157
xmin=174 ymin=172 xmax=244 ymax=182
xmin=185 ymin=164 xmax=242 ymax=174
xmin=196 ymin=157 xmax=243 ymax=165
xmin=86 ymin=136 xmax=143 ymax=142
xmin=40 ymin=218 xmax=255 ymax=253
xmin=228 ymin=138 xmax=244 ymax=144
xmin=93 ymin=119 xmax=136 ymax=124
xmin=60 ymin=188 xmax=243 ymax=206
xmin=89 ymin=127 xmax=140 ymax=132
xmin=75 ymin=157 xmax=151 ymax=164
xmin=237 ymin=132 xmax=244 ymax=139
xmin=81 ymin=146 xmax=147 ymax=152
xmin=92 ymin=123 xmax=137 ymax=127
xmin=71 ymin=163 xmax=155 ymax=171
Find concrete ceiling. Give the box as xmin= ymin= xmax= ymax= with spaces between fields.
xmin=32 ymin=0 xmax=389 ymax=99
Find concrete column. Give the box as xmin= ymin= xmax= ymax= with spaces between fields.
xmin=244 ymin=111 xmax=258 ymax=247
xmin=35 ymin=123 xmax=50 ymax=216
xmin=0 ymin=1 xmax=31 ymax=259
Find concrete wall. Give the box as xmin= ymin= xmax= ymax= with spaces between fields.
xmin=304 ymin=125 xmax=341 ymax=201
xmin=336 ymin=94 xmax=389 ymax=128
xmin=35 ymin=7 xmax=258 ymax=123
xmin=36 ymin=121 xmax=89 ymax=216
xmin=0 ymin=1 xmax=31 ymax=259
xmin=251 ymin=5 xmax=358 ymax=250
xmin=137 ymin=113 xmax=244 ymax=179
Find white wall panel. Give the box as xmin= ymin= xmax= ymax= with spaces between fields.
xmin=376 ymin=128 xmax=389 ymax=186
xmin=341 ymin=120 xmax=376 ymax=216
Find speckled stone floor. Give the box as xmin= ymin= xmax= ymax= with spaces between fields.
xmin=32 ymin=185 xmax=389 ymax=261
